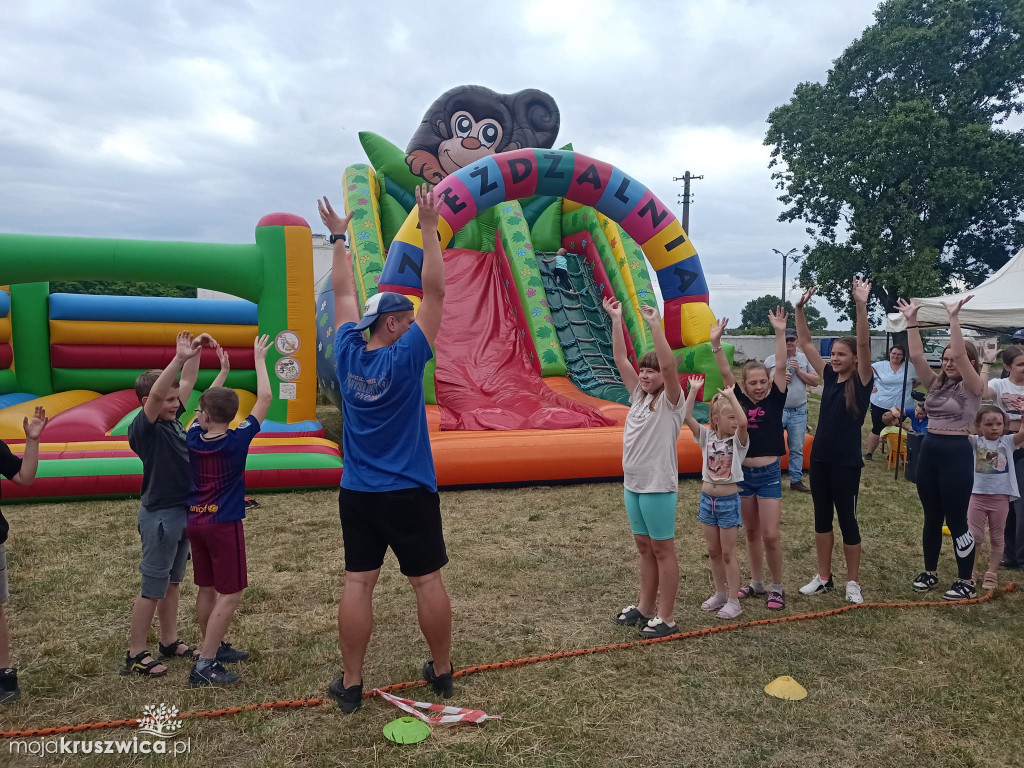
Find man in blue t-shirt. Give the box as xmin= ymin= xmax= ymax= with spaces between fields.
xmin=318 ymin=184 xmax=452 ymax=714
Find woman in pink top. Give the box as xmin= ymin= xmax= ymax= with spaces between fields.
xmin=897 ymin=296 xmax=984 ymax=600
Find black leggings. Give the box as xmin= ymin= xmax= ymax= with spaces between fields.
xmin=915 ymin=433 xmax=975 ymax=579
xmin=809 ymin=460 xmax=862 ymax=545
xmin=869 ymin=403 xmax=888 ymax=436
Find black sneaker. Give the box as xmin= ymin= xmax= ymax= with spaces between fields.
xmin=189 ymin=660 xmax=241 ymax=688
xmin=0 ymin=668 xmax=20 ymax=705
xmin=912 ymin=571 xmax=939 ymax=592
xmin=943 ymin=579 xmax=977 ymax=601
xmin=423 ymin=660 xmax=454 ymax=699
xmin=864 ymin=452 xmax=873 ymax=461
xmin=216 ymin=642 xmax=250 ymax=664
xmin=327 ymin=676 xmax=363 ymax=714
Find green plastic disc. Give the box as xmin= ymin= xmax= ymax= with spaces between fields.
xmin=383 ymin=716 xmax=431 ymax=744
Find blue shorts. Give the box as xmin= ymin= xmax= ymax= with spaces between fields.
xmin=738 ymin=459 xmax=782 ymax=500
xmin=623 ymin=489 xmax=677 ymax=541
xmin=698 ymin=492 xmax=743 ymax=529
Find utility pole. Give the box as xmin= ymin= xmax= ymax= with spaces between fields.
xmin=772 ymin=248 xmax=798 ymax=304
xmin=673 ymin=171 xmax=703 ymax=233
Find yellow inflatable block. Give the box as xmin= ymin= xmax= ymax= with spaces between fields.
xmin=0 ymin=390 xmax=100 ymax=440
xmin=49 ymin=321 xmax=258 ymax=347
xmin=764 ymin=676 xmax=807 ymax=701
xmin=562 ymin=200 xmax=583 ymax=213
xmin=33 ymin=437 xmax=338 ymax=452
xmin=679 ymin=303 xmax=716 ymax=347
xmin=0 ymin=316 xmax=10 ymax=344
xmin=641 ymin=221 xmax=697 ymax=272
xmin=393 ymin=211 xmax=424 ymax=250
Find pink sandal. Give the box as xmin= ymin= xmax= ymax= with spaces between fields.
xmin=765 ymin=590 xmax=786 ymax=610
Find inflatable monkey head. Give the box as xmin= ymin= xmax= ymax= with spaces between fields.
xmin=405 ymin=85 xmax=560 ymax=183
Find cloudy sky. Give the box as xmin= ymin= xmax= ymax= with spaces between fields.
xmin=1 ymin=0 xmax=882 ymax=326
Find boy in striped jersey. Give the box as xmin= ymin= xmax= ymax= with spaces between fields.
xmin=181 ymin=334 xmax=272 ymax=687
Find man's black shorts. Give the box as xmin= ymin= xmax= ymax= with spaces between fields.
xmin=338 ymin=487 xmax=448 ymax=577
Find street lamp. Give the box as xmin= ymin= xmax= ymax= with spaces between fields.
xmin=772 ymin=248 xmax=798 ymax=305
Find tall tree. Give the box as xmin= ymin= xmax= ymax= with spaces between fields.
xmin=739 ymin=295 xmax=827 ymax=332
xmin=766 ymin=0 xmax=1024 ymax=320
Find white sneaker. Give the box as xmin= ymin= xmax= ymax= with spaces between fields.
xmin=846 ymin=581 xmax=863 ymax=604
xmin=799 ymin=574 xmax=834 ymax=595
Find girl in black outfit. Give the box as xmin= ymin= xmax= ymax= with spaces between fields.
xmin=897 ymin=296 xmax=983 ymax=600
xmin=795 ymin=278 xmax=875 ymax=604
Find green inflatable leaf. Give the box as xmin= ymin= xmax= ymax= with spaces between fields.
xmin=359 ymin=131 xmax=423 ymax=198
xmin=541 ymin=349 xmax=559 ymax=365
xmin=535 ymin=326 xmax=552 ymax=339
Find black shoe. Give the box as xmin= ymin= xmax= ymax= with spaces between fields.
xmin=327 ymin=676 xmax=363 ymax=714
xmin=0 ymin=668 xmax=20 ymax=705
xmin=1000 ymin=560 xmax=1022 ymax=570
xmin=943 ymin=579 xmax=978 ymax=601
xmin=912 ymin=571 xmax=939 ymax=592
xmin=864 ymin=452 xmax=873 ymax=461
xmin=789 ymin=481 xmax=811 ymax=493
xmin=189 ymin=660 xmax=241 ymax=688
xmin=216 ymin=642 xmax=250 ymax=663
xmin=423 ymin=660 xmax=454 ymax=699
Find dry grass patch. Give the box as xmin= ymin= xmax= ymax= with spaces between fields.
xmin=0 ymin=400 xmax=1022 ymax=766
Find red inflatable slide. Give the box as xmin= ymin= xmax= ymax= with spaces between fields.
xmin=434 ymin=249 xmax=614 ymax=431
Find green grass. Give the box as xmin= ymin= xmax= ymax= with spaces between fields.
xmin=1 ymin=400 xmax=1022 ymax=767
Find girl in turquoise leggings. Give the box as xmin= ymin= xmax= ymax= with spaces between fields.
xmin=603 ymin=298 xmax=685 ymax=639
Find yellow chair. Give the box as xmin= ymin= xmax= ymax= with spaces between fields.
xmin=885 ymin=431 xmax=908 ymax=470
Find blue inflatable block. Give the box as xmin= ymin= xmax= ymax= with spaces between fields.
xmin=595 ymin=168 xmax=646 ymax=223
xmin=463 ymin=156 xmax=506 ymax=212
xmin=260 ymin=420 xmax=324 ymax=433
xmin=49 ymin=294 xmax=258 ymax=324
xmin=0 ymin=393 xmax=37 ymax=410
xmin=655 ymin=259 xmax=709 ymax=301
xmin=379 ymin=242 xmax=425 ymax=290
xmin=0 ymin=291 xmax=9 ymax=318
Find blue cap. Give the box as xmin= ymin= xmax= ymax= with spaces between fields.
xmin=354 ymin=291 xmax=415 ymax=331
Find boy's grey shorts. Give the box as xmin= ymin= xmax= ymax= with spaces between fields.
xmin=138 ymin=504 xmax=190 ymax=600
xmin=0 ymin=544 xmax=8 ymax=606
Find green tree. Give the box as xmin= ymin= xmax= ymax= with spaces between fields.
xmin=50 ymin=281 xmax=196 ymax=298
xmin=765 ymin=0 xmax=1024 ymax=320
xmin=739 ymin=295 xmax=827 ymax=332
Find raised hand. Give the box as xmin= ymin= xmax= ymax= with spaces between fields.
xmin=23 ymin=406 xmax=47 ymax=440
xmin=768 ymin=305 xmax=788 ymax=331
xmin=192 ymin=333 xmax=217 ymax=349
xmin=175 ymin=331 xmax=199 ymax=360
xmin=216 ymin=344 xmax=231 ymax=371
xmin=639 ymin=304 xmax=661 ymax=325
xmin=415 ymin=183 xmax=441 ymax=230
xmin=253 ymin=334 xmax=271 ymax=361
xmin=719 ymin=383 xmax=735 ymax=398
xmin=940 ymin=294 xmax=973 ymax=318
xmin=895 ymin=298 xmax=920 ymax=322
xmin=795 ymin=287 xmax=816 ymax=309
xmin=602 ymin=296 xmax=622 ymax=320
xmin=982 ymin=340 xmax=999 ymax=364
xmin=852 ymin=276 xmax=872 ymax=305
xmin=318 ymin=196 xmax=354 ymax=237
xmin=710 ymin=317 xmax=728 ymax=346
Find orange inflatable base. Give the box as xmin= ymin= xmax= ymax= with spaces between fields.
xmin=430 ymin=426 xmax=813 ymax=487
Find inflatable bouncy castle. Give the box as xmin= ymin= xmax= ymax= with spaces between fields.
xmin=314 ymin=85 xmax=809 ymax=486
xmin=0 ymin=216 xmax=341 ymax=500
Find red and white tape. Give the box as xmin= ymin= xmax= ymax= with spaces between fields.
xmin=373 ymin=689 xmax=501 ymax=724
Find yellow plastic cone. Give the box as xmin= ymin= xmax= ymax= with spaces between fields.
xmin=764 ymin=676 xmax=807 ymax=701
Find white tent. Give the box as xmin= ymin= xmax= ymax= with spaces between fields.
xmin=886 ymin=248 xmax=1024 ymax=332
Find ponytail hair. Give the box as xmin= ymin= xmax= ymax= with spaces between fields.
xmin=834 ymin=337 xmax=862 ymax=418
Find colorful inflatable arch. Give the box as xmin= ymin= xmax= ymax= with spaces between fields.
xmin=380 ymin=149 xmax=715 ymax=349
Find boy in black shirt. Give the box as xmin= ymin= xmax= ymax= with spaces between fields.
xmin=0 ymin=406 xmax=48 ymax=704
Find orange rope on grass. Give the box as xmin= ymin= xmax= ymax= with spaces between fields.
xmin=1 ymin=582 xmax=1016 ymax=739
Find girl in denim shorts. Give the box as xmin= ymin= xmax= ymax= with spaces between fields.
xmin=684 ymin=380 xmax=749 ymax=619
xmin=709 ymin=308 xmax=791 ymax=609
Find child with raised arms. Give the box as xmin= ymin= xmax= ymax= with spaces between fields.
xmin=683 ymin=379 xmax=749 ymax=619
xmin=709 ymin=306 xmax=791 ymax=609
xmin=604 ymin=298 xmax=685 ymax=638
